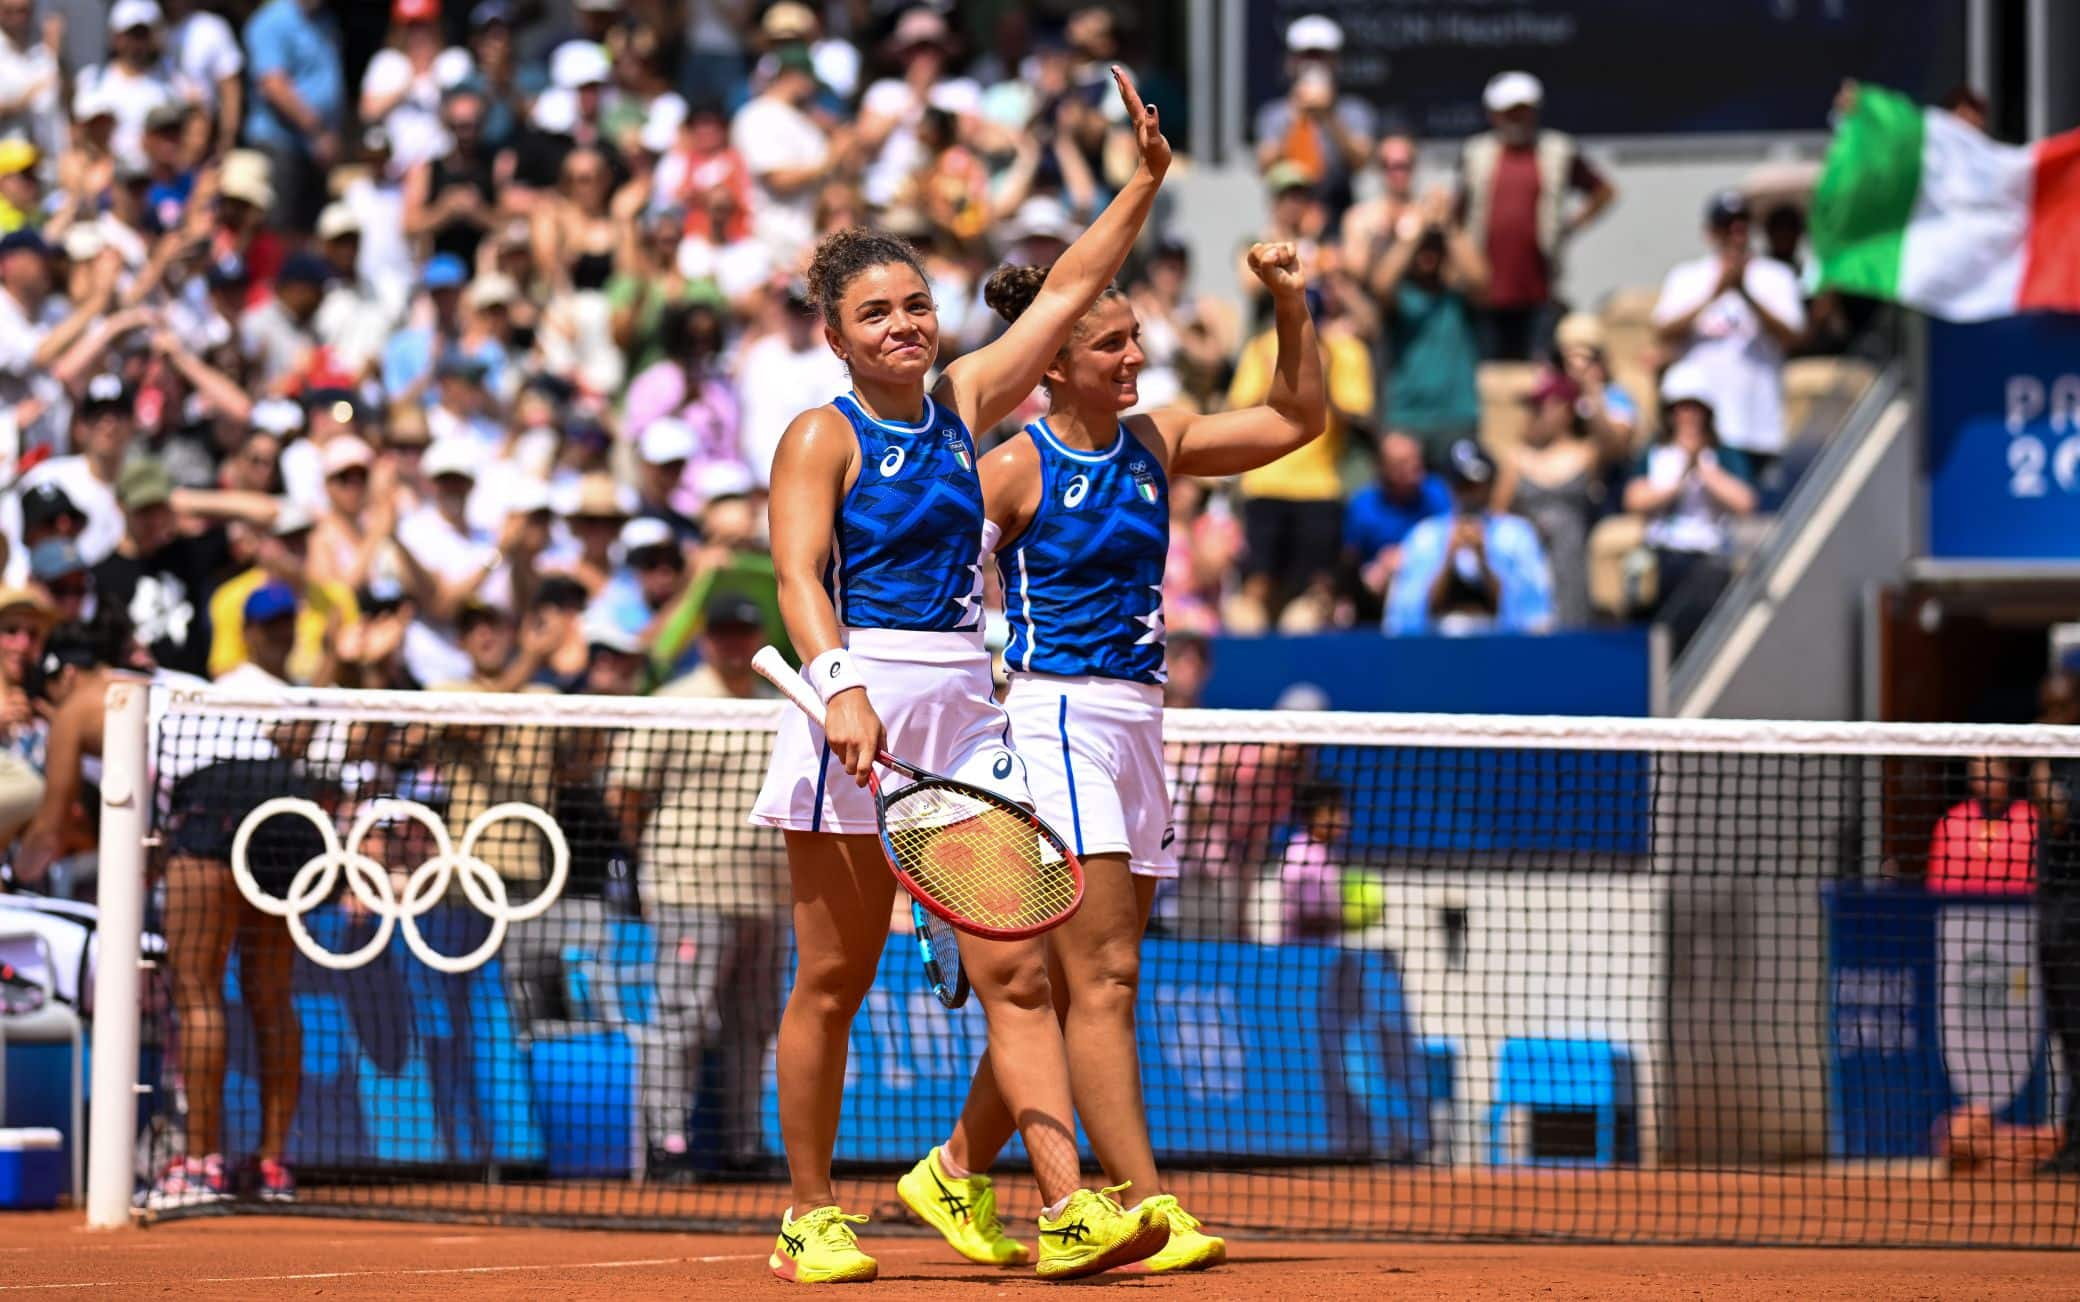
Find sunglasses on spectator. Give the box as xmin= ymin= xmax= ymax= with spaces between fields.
xmin=329 ymin=467 xmax=370 ymax=485
xmin=629 ymin=547 xmax=681 ymax=571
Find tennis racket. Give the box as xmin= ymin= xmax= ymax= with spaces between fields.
xmin=751 ymin=645 xmax=1084 ymax=941
xmin=912 ymin=899 xmax=970 ymax=1008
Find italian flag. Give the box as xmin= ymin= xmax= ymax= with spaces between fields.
xmin=1813 ymin=85 xmax=2080 ymax=321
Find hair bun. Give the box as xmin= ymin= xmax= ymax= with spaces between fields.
xmin=983 ymin=263 xmax=1051 ymax=325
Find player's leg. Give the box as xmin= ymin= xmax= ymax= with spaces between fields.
xmin=156 ymin=853 xmax=236 ymax=1205
xmin=235 ymin=894 xmax=301 ymax=1200
xmin=768 ymin=830 xmax=890 ymax=1284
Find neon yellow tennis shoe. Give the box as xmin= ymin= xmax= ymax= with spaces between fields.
xmin=1130 ymin=1194 xmax=1227 ymax=1272
xmin=769 ymin=1205 xmax=878 ymax=1284
xmin=897 ymin=1147 xmax=1032 ymax=1266
xmin=1034 ymin=1182 xmax=1169 ymax=1280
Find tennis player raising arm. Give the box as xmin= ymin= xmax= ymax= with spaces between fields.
xmin=748 ymin=68 xmax=1174 ymax=1285
xmin=898 ymin=242 xmax=1325 ymax=1275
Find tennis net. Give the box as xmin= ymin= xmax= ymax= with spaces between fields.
xmin=86 ymin=682 xmax=2080 ymax=1246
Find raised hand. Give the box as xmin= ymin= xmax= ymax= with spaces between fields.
xmin=1245 ymin=241 xmax=1306 ymax=297
xmin=1111 ymin=65 xmax=1170 ymax=183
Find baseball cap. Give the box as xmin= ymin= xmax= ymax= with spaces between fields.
xmin=618 ymin=516 xmax=676 ymax=553
xmin=554 ymin=473 xmax=636 ymax=519
xmin=206 ymin=252 xmax=248 ymax=287
xmin=1263 ymin=160 xmax=1316 ymax=196
xmin=0 ymin=586 xmax=55 ymax=627
xmin=582 ymin=613 xmax=644 ymax=656
xmin=890 ymin=8 xmax=952 ymax=50
xmin=466 ymin=272 xmax=518 ymax=310
xmin=243 ymin=581 xmax=298 ymax=625
xmin=1285 ymin=15 xmax=1343 ymax=53
xmin=772 ymin=44 xmax=818 ymax=80
xmin=0 ymin=229 xmax=48 ymax=260
xmin=276 ymin=252 xmax=333 ymax=288
xmin=144 ymin=102 xmax=188 ymax=134
xmin=421 ymin=438 xmax=479 ymax=481
xmin=704 ymin=593 xmax=764 ymax=630
xmin=468 ymin=0 xmax=513 ymax=27
xmin=638 ymin=419 xmax=697 ymax=466
xmin=81 ymin=372 xmax=129 ymax=412
xmin=271 ymin=504 xmax=315 ymax=538
xmin=321 ymin=434 xmax=375 ymax=477
xmin=392 ymin=0 xmax=439 ymax=22
xmin=761 ymin=1 xmax=816 ymax=41
xmin=28 ymin=537 xmax=86 ymax=583
xmin=1705 ymin=188 xmax=1752 ymax=229
xmin=422 ymin=252 xmax=468 ymax=290
xmin=551 ymin=41 xmax=611 ymax=91
xmin=1445 ymin=438 xmax=1496 ymax=487
xmin=1527 ymin=367 xmax=1582 ymax=408
xmin=1661 ymin=365 xmax=1718 ymax=414
xmin=316 ymin=202 xmax=361 ymax=242
xmin=70 ymin=82 xmax=115 ymax=122
xmin=502 ymin=477 xmax=552 ymax=516
xmin=1483 ymin=71 xmax=1544 ymax=113
xmin=0 ymin=139 xmax=37 ymax=177
xmin=108 ymin=0 xmax=162 ymax=33
xmin=21 ymin=483 xmax=83 ymax=529
xmin=1003 ymin=195 xmax=1075 ymax=245
xmin=435 ymin=352 xmax=489 ymax=382
xmin=1554 ymin=311 xmax=1607 ymax=354
xmin=693 ymin=459 xmax=756 ymax=506
xmin=116 ymin=458 xmax=175 ymax=510
xmin=249 ymin=396 xmax=306 ymax=436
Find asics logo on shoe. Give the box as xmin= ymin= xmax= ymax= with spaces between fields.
xmin=1041 ymin=1221 xmax=1090 ymax=1242
xmin=779 ymin=1228 xmax=806 ymax=1255
xmin=928 ymin=1166 xmax=971 ymax=1223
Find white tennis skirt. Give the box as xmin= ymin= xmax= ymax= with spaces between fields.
xmin=751 ymin=628 xmax=1029 ymax=836
xmin=1004 ymin=672 xmax=1177 ymax=879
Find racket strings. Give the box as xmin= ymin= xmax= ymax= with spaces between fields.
xmin=882 ymin=785 xmax=1078 ymax=933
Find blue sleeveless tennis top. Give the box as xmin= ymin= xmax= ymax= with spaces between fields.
xmin=999 ymin=419 xmax=1170 ymax=684
xmin=826 ymin=393 xmax=986 ymax=633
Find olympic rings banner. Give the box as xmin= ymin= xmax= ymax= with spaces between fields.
xmin=229 ymin=798 xmax=570 ymax=974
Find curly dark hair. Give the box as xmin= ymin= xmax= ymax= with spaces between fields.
xmin=983 ymin=262 xmax=1125 ymax=344
xmin=805 ymin=226 xmax=929 ymax=330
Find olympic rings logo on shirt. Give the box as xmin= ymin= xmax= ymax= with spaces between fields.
xmin=228 ymin=797 xmax=570 ymax=975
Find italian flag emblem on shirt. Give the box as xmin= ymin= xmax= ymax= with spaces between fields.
xmin=1137 ymin=481 xmax=1157 ymax=504
xmin=952 ymin=447 xmax=972 ymax=471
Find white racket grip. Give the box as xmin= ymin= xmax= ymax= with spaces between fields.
xmin=752 ymin=645 xmax=829 ymax=728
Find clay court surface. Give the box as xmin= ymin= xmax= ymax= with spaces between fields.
xmin=1 ymin=1212 xmax=2076 ymax=1299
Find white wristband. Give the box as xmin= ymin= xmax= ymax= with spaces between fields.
xmin=807 ymin=648 xmax=867 ymax=703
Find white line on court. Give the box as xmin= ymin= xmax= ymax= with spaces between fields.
xmin=0 ymin=1253 xmax=764 ymax=1291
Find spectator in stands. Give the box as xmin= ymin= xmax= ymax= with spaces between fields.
xmin=736 ymin=279 xmax=847 ymax=486
xmin=1386 ymin=439 xmax=1553 ymax=636
xmin=1162 ymin=476 xmax=1243 ymax=637
xmin=1928 ymin=755 xmax=2037 ymax=894
xmin=1495 ymin=370 xmax=1630 ymax=628
xmin=95 ymin=460 xmax=235 ymax=676
xmin=610 ymin=595 xmax=785 ymax=1178
xmin=162 ymin=0 xmax=242 ymax=155
xmin=1653 ymin=190 xmax=1806 ymax=480
xmin=1457 ymin=71 xmax=1615 ymax=361
xmin=2031 ymin=669 xmax=2080 ymax=1174
xmin=1228 ymin=280 xmax=1372 ymax=631
xmin=29 ymin=537 xmax=89 ymax=623
xmin=1345 ymin=431 xmax=1451 ymax=623
xmin=624 ymin=302 xmax=740 ymax=474
xmin=731 ymin=44 xmax=839 ymax=263
xmin=1127 ymin=236 xmax=1236 ymax=415
xmin=0 ymin=0 xmax=64 ymax=167
xmin=1370 ymin=188 xmax=1486 ymax=468
xmin=79 ymin=1 xmax=200 ymax=177
xmin=1340 ymin=133 xmax=1419 ymax=281
xmin=1276 ymin=779 xmax=1349 ymax=945
xmin=631 ymin=420 xmax=702 ymax=545
xmin=207 ymin=506 xmax=356 ymax=683
xmin=1621 ymin=382 xmax=1757 ymax=651
xmin=239 ymin=252 xmax=330 ymax=389
xmin=1239 ymin=163 xmax=1327 ymax=308
xmin=241 ymin=0 xmax=345 ymax=233
xmin=0 ymin=586 xmax=52 ymax=849
xmin=22 ymin=373 xmax=137 ymax=565
xmin=1252 ymin=15 xmax=1374 ymax=228
xmin=591 ymin=515 xmax=688 ymax=659
xmin=1552 ymin=311 xmax=1642 ymax=452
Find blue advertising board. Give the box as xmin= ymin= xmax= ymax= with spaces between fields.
xmin=1926 ymin=315 xmax=2080 ymax=560
xmin=218 ymin=910 xmax=1434 ymax=1175
xmin=1202 ymin=628 xmax=1651 ymax=716
xmin=1825 ymin=884 xmax=2052 ymax=1158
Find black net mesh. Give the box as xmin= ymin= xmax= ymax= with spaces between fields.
xmin=126 ymin=693 xmax=2080 ymax=1246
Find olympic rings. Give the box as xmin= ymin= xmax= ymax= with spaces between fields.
xmin=227 ymin=797 xmax=570 ymax=974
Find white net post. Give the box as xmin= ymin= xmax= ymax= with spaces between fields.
xmin=85 ymin=678 xmax=151 ymax=1229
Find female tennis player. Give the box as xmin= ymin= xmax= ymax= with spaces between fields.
xmin=896 ymin=241 xmax=1326 ymax=1273
xmin=750 ymin=68 xmax=1173 ymax=1285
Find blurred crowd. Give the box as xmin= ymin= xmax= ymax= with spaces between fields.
xmin=0 ymin=3 xmax=1891 ymax=852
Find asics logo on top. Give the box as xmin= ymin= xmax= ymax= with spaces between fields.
xmin=1041 ymin=1220 xmax=1090 ymax=1242
xmin=928 ymin=1167 xmax=972 ymax=1224
xmin=1063 ymin=474 xmax=1090 ymax=508
xmin=991 ymin=752 xmax=1015 ymax=780
xmin=779 ymin=1227 xmax=805 ymax=1255
xmin=879 ymin=445 xmax=906 ymax=476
